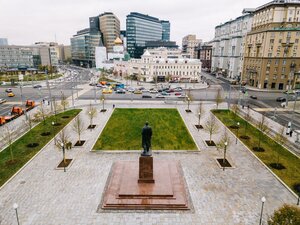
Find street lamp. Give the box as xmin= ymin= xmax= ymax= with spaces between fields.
xmin=13 ymin=203 xmax=20 ymax=225
xmin=259 ymin=196 xmax=266 ymax=225
xmin=223 ymin=141 xmax=228 ymax=171
xmin=60 ymin=142 xmax=66 ymax=172
xmin=52 ymin=121 xmax=56 ymax=144
xmin=187 ymin=97 xmax=190 ymax=111
xmin=236 ymin=122 xmax=240 ymax=144
xmin=198 ymin=112 xmax=201 ymax=130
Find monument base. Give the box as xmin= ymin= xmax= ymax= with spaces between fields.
xmin=138 ymin=156 xmax=154 ymax=183
xmin=101 ymin=159 xmax=190 ymax=210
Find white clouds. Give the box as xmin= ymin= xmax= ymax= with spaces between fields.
xmin=0 ymin=0 xmax=268 ymax=45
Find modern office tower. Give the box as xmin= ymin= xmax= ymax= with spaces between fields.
xmin=126 ymin=12 xmax=169 ymax=58
xmin=161 ymin=20 xmax=170 ymax=41
xmin=197 ymin=43 xmax=213 ymax=72
xmin=145 ymin=40 xmax=178 ymax=49
xmin=182 ymin=35 xmax=202 ymax=58
xmin=242 ymin=0 xmax=300 ymax=90
xmin=211 ymin=10 xmax=253 ymax=80
xmin=0 ymin=38 xmax=8 ymax=46
xmin=120 ymin=30 xmax=127 ymax=49
xmin=0 ymin=46 xmax=33 ymax=68
xmin=99 ymin=12 xmax=120 ymax=53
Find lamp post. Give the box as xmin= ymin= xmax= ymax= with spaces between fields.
xmin=187 ymin=97 xmax=190 ymax=111
xmin=198 ymin=112 xmax=201 ymax=130
xmin=102 ymin=98 xmax=105 ymax=111
xmin=13 ymin=203 xmax=20 ymax=225
xmin=259 ymin=196 xmax=266 ymax=225
xmin=52 ymin=121 xmax=56 ymax=144
xmin=60 ymin=142 xmax=66 ymax=172
xmin=236 ymin=122 xmax=240 ymax=144
xmin=223 ymin=141 xmax=228 ymax=171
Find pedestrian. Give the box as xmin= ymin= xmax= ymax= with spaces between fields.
xmin=113 ymin=104 xmax=115 ymax=109
xmin=247 ymin=105 xmax=249 ymax=109
xmin=290 ymin=130 xmax=293 ymax=137
xmin=242 ymin=105 xmax=244 ymax=109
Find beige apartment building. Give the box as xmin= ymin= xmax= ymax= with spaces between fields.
xmin=99 ymin=12 xmax=120 ymax=53
xmin=182 ymin=35 xmax=202 ymax=58
xmin=243 ymin=0 xmax=300 ymax=90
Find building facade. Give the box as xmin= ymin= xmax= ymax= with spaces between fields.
xmin=211 ymin=10 xmax=253 ymax=80
xmin=0 ymin=46 xmax=33 ymax=69
xmin=126 ymin=12 xmax=170 ymax=58
xmin=0 ymin=38 xmax=8 ymax=46
xmin=161 ymin=20 xmax=171 ymax=41
xmin=99 ymin=12 xmax=120 ymax=53
xmin=197 ymin=43 xmax=212 ymax=72
xmin=182 ymin=35 xmax=202 ymax=58
xmin=71 ymin=28 xmax=102 ymax=68
xmin=114 ymin=48 xmax=201 ymax=82
xmin=242 ymin=0 xmax=300 ymax=90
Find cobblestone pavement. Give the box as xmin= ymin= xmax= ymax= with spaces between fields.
xmin=0 ymin=102 xmax=297 ymax=225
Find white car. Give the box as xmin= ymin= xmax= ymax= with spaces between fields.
xmin=0 ymin=98 xmax=7 ymax=104
xmin=149 ymin=89 xmax=158 ymax=93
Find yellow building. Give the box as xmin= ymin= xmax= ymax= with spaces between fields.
xmin=242 ymin=0 xmax=300 ymax=90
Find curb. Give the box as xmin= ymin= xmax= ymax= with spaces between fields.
xmin=212 ymin=110 xmax=299 ymax=199
xmin=0 ymin=110 xmax=82 ymax=191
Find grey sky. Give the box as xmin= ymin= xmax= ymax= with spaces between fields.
xmin=0 ymin=0 xmax=268 ymax=46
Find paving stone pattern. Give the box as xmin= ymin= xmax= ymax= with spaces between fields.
xmin=0 ymin=102 xmax=297 ymax=225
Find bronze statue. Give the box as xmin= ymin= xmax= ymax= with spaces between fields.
xmin=141 ymin=122 xmax=152 ymax=156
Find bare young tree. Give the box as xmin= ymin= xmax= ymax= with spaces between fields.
xmin=242 ymin=108 xmax=252 ymax=139
xmin=217 ymin=128 xmax=231 ymax=165
xmin=273 ymin=126 xmax=287 ymax=168
xmin=255 ymin=114 xmax=269 ymax=151
xmin=87 ymin=103 xmax=97 ymax=128
xmin=2 ymin=125 xmax=15 ymax=162
xmin=72 ymin=116 xmax=85 ymax=145
xmin=100 ymin=94 xmax=106 ymax=111
xmin=60 ymin=92 xmax=69 ymax=111
xmin=55 ymin=128 xmax=70 ymax=164
xmin=185 ymin=89 xmax=193 ymax=112
xmin=231 ymin=104 xmax=239 ymax=119
xmin=215 ymin=88 xmax=223 ymax=109
xmin=33 ymin=102 xmax=49 ymax=125
xmin=197 ymin=102 xmax=205 ymax=128
xmin=204 ymin=114 xmax=219 ymax=145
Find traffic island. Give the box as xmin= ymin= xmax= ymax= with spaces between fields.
xmin=74 ymin=140 xmax=86 ymax=147
xmin=205 ymin=140 xmax=216 ymax=147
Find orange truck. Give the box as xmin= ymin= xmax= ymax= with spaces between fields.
xmin=0 ymin=116 xmax=6 ymax=126
xmin=25 ymin=100 xmax=35 ymax=111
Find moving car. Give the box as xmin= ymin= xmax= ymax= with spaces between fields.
xmin=102 ymin=89 xmax=112 ymax=94
xmin=7 ymin=92 xmax=15 ymax=97
xmin=250 ymin=95 xmax=257 ymax=99
xmin=33 ymin=84 xmax=42 ymax=88
xmin=0 ymin=98 xmax=6 ymax=104
xmin=142 ymin=95 xmax=152 ymax=98
xmin=134 ymin=90 xmax=142 ymax=94
xmin=5 ymin=88 xmax=12 ymax=93
xmin=149 ymin=89 xmax=158 ymax=93
xmin=115 ymin=89 xmax=126 ymax=94
xmin=276 ymin=97 xmax=286 ymax=102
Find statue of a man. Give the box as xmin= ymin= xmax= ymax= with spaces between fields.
xmin=141 ymin=121 xmax=152 ymax=156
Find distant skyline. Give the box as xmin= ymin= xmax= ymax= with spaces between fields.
xmin=0 ymin=0 xmax=268 ymax=46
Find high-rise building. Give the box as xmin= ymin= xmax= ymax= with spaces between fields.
xmin=182 ymin=35 xmax=202 ymax=58
xmin=161 ymin=20 xmax=170 ymax=41
xmin=99 ymin=12 xmax=120 ymax=53
xmin=0 ymin=38 xmax=8 ymax=46
xmin=211 ymin=10 xmax=253 ymax=80
xmin=0 ymin=45 xmax=33 ymax=68
xmin=197 ymin=43 xmax=213 ymax=72
xmin=242 ymin=0 xmax=300 ymax=90
xmin=126 ymin=12 xmax=170 ymax=58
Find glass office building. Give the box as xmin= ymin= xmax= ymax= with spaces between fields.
xmin=71 ymin=28 xmax=102 ymax=68
xmin=161 ymin=20 xmax=170 ymax=41
xmin=127 ymin=12 xmax=170 ymax=58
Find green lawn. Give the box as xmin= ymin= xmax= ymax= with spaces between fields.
xmin=213 ymin=109 xmax=300 ymax=194
xmin=93 ymin=108 xmax=197 ymax=150
xmin=0 ymin=109 xmax=81 ymax=187
xmin=0 ymin=73 xmax=62 ymax=82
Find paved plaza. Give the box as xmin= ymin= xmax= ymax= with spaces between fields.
xmin=0 ymin=101 xmax=298 ymax=225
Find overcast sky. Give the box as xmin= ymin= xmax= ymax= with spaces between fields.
xmin=0 ymin=0 xmax=268 ymax=46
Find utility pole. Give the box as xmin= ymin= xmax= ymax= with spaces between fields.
xmin=45 ymin=69 xmax=53 ymax=113
xmin=19 ymin=74 xmax=28 ymax=120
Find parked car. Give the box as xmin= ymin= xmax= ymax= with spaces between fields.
xmin=161 ymin=91 xmax=170 ymax=96
xmin=115 ymin=89 xmax=126 ymax=94
xmin=134 ymin=90 xmax=142 ymax=94
xmin=250 ymin=95 xmax=257 ymax=99
xmin=5 ymin=88 xmax=12 ymax=93
xmin=102 ymin=89 xmax=112 ymax=94
xmin=33 ymin=84 xmax=42 ymax=88
xmin=155 ymin=94 xmax=165 ymax=98
xmin=149 ymin=89 xmax=158 ymax=93
xmin=7 ymin=92 xmax=15 ymax=97
xmin=0 ymin=98 xmax=6 ymax=104
xmin=276 ymin=97 xmax=286 ymax=102
xmin=174 ymin=92 xmax=182 ymax=96
xmin=142 ymin=95 xmax=152 ymax=98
